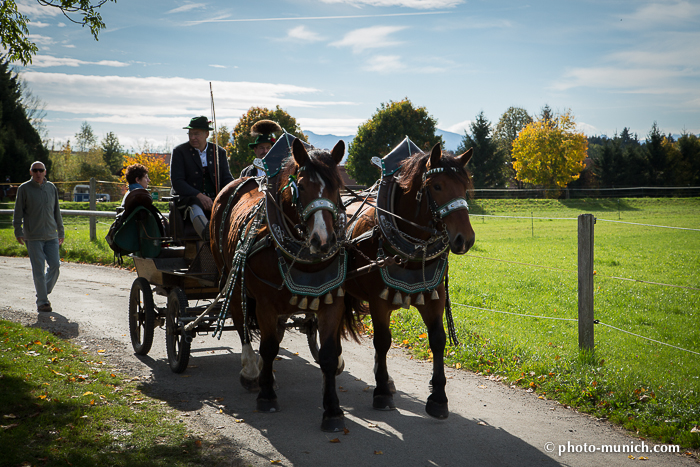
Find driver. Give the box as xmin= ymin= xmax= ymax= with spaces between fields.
xmin=239 ymin=120 xmax=282 ymax=178
xmin=170 ymin=116 xmax=234 ymax=241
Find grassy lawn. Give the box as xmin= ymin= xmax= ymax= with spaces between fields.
xmin=0 ymin=320 xmax=222 ymax=467
xmin=388 ymin=197 xmax=700 ymax=449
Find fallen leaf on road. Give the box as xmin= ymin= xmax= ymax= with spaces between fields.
xmin=330 ymin=438 xmax=340 ymax=443
xmin=478 ymin=421 xmax=488 ymax=426
xmin=478 ymin=385 xmax=487 ymax=389
xmin=374 ymin=451 xmax=383 ymax=455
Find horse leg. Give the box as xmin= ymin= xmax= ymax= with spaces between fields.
xmin=234 ymin=294 xmax=262 ymax=391
xmin=255 ymin=304 xmax=281 ymax=412
xmin=417 ymin=289 xmax=449 ymax=419
xmin=371 ymin=301 xmax=396 ymax=410
xmin=318 ymin=308 xmax=345 ymax=432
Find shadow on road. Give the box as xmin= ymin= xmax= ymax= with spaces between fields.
xmin=136 ymin=337 xmax=562 ymax=467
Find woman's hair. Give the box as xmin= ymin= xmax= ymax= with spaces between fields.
xmin=125 ymin=164 xmax=148 ymax=185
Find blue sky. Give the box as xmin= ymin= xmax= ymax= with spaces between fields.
xmin=12 ymin=0 xmax=700 ymax=152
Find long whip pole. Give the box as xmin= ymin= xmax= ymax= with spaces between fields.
xmin=210 ymin=82 xmax=220 ymax=194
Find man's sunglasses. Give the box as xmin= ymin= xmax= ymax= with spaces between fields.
xmin=32 ymin=168 xmax=45 ymax=173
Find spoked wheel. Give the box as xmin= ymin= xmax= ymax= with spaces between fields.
xmin=166 ymin=287 xmax=191 ymax=373
xmin=305 ymin=315 xmax=320 ymax=363
xmin=128 ymin=278 xmax=155 ymax=355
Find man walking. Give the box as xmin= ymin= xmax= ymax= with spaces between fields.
xmin=13 ymin=161 xmax=64 ymax=312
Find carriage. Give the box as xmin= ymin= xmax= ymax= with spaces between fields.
xmin=119 ymin=192 xmax=321 ymax=374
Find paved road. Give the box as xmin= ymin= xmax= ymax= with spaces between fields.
xmin=1 ymin=256 xmax=696 ymax=466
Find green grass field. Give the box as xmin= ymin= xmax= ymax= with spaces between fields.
xmin=390 ymin=197 xmax=700 ymax=448
xmin=1 ymin=198 xmax=699 ymax=449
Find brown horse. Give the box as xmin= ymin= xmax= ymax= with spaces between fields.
xmin=210 ymin=138 xmax=356 ymax=432
xmin=344 ymin=143 xmax=474 ymax=419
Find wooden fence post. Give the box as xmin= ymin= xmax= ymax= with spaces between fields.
xmin=89 ymin=177 xmax=96 ymax=241
xmin=578 ymin=214 xmax=595 ymax=351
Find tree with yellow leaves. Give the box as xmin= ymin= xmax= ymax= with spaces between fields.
xmin=512 ymin=110 xmax=588 ymax=194
xmin=119 ymin=153 xmax=170 ymax=188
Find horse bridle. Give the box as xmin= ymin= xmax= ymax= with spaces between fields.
xmin=416 ymin=167 xmax=470 ymax=220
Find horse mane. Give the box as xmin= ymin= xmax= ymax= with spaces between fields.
xmin=278 ymin=148 xmax=344 ymax=200
xmin=396 ymin=151 xmax=474 ymax=197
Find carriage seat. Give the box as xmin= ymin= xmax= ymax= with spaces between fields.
xmin=111 ymin=206 xmax=163 ymax=258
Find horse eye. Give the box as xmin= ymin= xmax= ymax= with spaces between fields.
xmin=432 ymin=184 xmax=442 ymax=191
xmin=298 ymin=183 xmax=305 ymax=191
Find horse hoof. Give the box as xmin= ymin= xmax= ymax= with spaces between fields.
xmin=373 ymin=394 xmax=396 ymax=411
xmin=387 ymin=380 xmax=397 ymax=394
xmin=239 ymin=374 xmax=260 ymax=392
xmin=257 ymin=398 xmax=280 ymax=413
xmin=321 ymin=415 xmax=345 ymax=432
xmin=425 ymin=399 xmax=449 ymax=419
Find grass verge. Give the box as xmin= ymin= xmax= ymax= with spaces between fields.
xmin=0 ymin=319 xmax=221 ymax=467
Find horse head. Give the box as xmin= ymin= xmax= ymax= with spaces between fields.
xmin=280 ymin=138 xmax=346 ymax=256
xmin=423 ymin=143 xmax=475 ymax=254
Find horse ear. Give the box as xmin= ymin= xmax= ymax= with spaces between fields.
xmin=330 ymin=140 xmax=345 ymax=165
xmin=292 ymin=138 xmax=310 ymax=167
xmin=457 ymin=147 xmax=473 ymax=168
xmin=426 ymin=143 xmax=442 ymax=170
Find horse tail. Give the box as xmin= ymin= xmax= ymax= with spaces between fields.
xmin=341 ymin=294 xmax=363 ymax=343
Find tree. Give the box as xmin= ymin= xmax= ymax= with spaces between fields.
xmin=1 ymin=0 xmax=116 ymax=66
xmin=645 ymin=122 xmax=667 ymax=185
xmin=674 ymin=132 xmax=700 ymax=186
xmin=0 ymin=57 xmax=48 ymax=184
xmin=228 ymin=106 xmax=307 ymax=177
xmin=120 ymin=152 xmax=169 ymax=188
xmin=512 ymin=109 xmax=588 ymax=194
xmin=209 ymin=125 xmax=232 ymax=148
xmin=101 ymin=131 xmax=124 ymax=175
xmin=75 ymin=121 xmax=97 ymax=153
xmin=494 ymin=107 xmax=533 ymax=187
xmin=346 ymin=98 xmax=443 ymax=186
xmin=457 ymin=111 xmax=507 ymax=188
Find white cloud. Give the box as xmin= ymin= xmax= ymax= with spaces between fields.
xmin=21 ymin=72 xmax=355 ymax=121
xmin=621 ymin=1 xmax=700 ymax=28
xmin=363 ymin=55 xmax=406 ymax=73
xmin=17 ymin=0 xmax=60 ymax=17
xmin=319 ymin=0 xmax=463 ymax=9
xmin=209 ymin=64 xmax=226 ymax=68
xmin=28 ymin=34 xmax=54 ymax=46
xmin=287 ymin=25 xmax=324 ymax=42
xmin=553 ymin=66 xmax=697 ymax=94
xmin=31 ymin=21 xmax=51 ymax=28
xmin=27 ymin=55 xmax=130 ymax=68
xmin=330 ymin=26 xmax=407 ymax=54
xmin=444 ymin=120 xmax=472 ymax=134
xmin=166 ymin=3 xmax=207 ymax=14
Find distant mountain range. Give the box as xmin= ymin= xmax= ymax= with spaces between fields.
xmin=303 ymin=129 xmax=466 ymax=164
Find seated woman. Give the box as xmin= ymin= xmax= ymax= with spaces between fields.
xmin=122 ymin=163 xmax=167 ymax=236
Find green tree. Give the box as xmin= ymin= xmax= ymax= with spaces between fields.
xmin=494 ymin=106 xmax=533 ymax=187
xmin=645 ymin=122 xmax=667 ymax=185
xmin=228 ymin=106 xmax=307 ymax=177
xmin=209 ymin=125 xmax=232 ymax=148
xmin=512 ymin=109 xmax=588 ymax=195
xmin=75 ymin=121 xmax=96 ymax=153
xmin=1 ymin=0 xmax=116 ymax=66
xmin=0 ymin=57 xmax=48 ymax=183
xmin=346 ymin=98 xmax=442 ymax=186
xmin=674 ymin=132 xmax=700 ymax=186
xmin=101 ymin=131 xmax=124 ymax=175
xmin=457 ymin=111 xmax=507 ymax=188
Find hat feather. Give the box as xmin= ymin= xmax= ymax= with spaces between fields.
xmin=251 ymin=119 xmax=282 ymax=136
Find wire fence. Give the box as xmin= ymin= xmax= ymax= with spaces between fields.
xmin=457 ymin=212 xmax=699 ymax=358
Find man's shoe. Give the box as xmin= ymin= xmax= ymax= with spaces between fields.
xmin=37 ymin=303 xmax=52 ymax=312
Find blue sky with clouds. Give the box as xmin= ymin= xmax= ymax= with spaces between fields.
xmin=12 ymin=0 xmax=700 ymax=151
